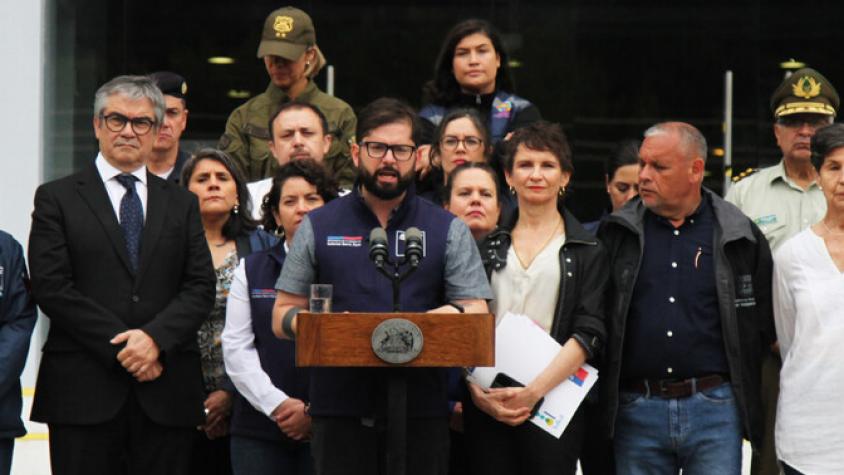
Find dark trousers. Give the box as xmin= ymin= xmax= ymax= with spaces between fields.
xmin=578 ymin=401 xmax=615 ymax=475
xmin=47 ymin=392 xmax=194 ymax=475
xmin=230 ymin=435 xmax=313 ymax=475
xmin=190 ymin=431 xmax=232 ymax=475
xmin=463 ymin=398 xmax=586 ymax=475
xmin=310 ymin=416 xmax=449 ymax=475
xmin=751 ymin=352 xmax=781 ymax=475
xmin=0 ymin=439 xmax=12 ymax=475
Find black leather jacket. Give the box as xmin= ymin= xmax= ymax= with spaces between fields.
xmin=597 ymin=190 xmax=775 ymax=448
xmin=477 ymin=206 xmax=608 ymax=359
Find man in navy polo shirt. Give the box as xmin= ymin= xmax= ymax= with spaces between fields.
xmin=599 ymin=122 xmax=774 ymax=474
xmin=272 ymin=97 xmax=491 ymax=475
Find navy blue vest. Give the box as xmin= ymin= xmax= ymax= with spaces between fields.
xmin=229 ymin=241 xmax=310 ymax=443
xmin=419 ymin=90 xmax=533 ymax=143
xmin=306 ymin=184 xmax=455 ymax=418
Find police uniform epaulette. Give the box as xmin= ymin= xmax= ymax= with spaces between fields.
xmin=731 ymin=167 xmax=758 ymax=183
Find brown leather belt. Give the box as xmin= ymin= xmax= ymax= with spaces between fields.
xmin=621 ymin=374 xmax=728 ymax=399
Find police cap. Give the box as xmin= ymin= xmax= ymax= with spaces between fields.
xmin=149 ymin=71 xmax=188 ymax=100
xmin=771 ymin=67 xmax=839 ymax=118
xmin=257 ymin=7 xmax=315 ymax=61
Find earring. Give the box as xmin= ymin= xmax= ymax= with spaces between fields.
xmin=559 ymin=186 xmax=566 ymax=197
xmin=305 ymin=61 xmax=311 ymax=68
xmin=233 ymin=204 xmax=240 ymax=215
xmin=509 ymin=186 xmax=516 ymax=195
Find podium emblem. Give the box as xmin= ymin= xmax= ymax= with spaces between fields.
xmin=371 ymin=318 xmax=424 ymax=364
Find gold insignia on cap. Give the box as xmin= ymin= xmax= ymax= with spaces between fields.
xmin=273 ymin=16 xmax=294 ymax=38
xmin=181 ymin=81 xmax=188 ymax=95
xmin=792 ymin=76 xmax=822 ymax=99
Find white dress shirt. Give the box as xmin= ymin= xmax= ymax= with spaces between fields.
xmin=95 ymin=153 xmax=148 ymax=221
xmin=223 ymin=253 xmax=290 ymax=418
xmin=773 ymin=228 xmax=844 ymax=475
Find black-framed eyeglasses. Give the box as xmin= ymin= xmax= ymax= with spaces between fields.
xmin=360 ymin=141 xmax=417 ymax=161
xmin=100 ymin=112 xmax=157 ymax=135
xmin=776 ymin=115 xmax=832 ymax=130
xmin=441 ymin=136 xmax=483 ymax=151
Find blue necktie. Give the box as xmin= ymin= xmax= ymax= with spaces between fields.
xmin=116 ymin=174 xmax=143 ymax=273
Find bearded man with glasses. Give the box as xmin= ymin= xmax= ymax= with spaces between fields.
xmin=271 ymin=97 xmax=492 ymax=475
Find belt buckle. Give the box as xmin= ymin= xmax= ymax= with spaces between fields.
xmin=656 ymin=379 xmax=673 ymax=397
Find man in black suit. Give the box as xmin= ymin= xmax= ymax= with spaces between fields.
xmin=28 ymin=75 xmax=215 ymax=475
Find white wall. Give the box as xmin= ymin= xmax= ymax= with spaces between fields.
xmin=0 ymin=1 xmax=51 ymax=473
xmin=0 ymin=1 xmax=43 ymax=240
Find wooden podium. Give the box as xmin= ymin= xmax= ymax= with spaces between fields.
xmin=296 ymin=311 xmax=495 ymax=475
xmin=296 ymin=312 xmax=494 ymax=367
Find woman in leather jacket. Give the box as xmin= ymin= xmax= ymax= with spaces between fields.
xmin=464 ymin=121 xmax=608 ymax=475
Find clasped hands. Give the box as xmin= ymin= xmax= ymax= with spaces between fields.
xmin=110 ymin=329 xmax=161 ymax=382
xmin=467 ymin=381 xmax=541 ymax=427
xmin=271 ymin=397 xmax=311 ymax=441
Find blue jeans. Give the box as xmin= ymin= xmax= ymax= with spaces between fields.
xmin=230 ymin=435 xmax=313 ymax=475
xmin=614 ymin=382 xmax=742 ymax=475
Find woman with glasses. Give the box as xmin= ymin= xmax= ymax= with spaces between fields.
xmin=223 ymin=159 xmax=338 ymax=475
xmin=421 ymin=109 xmax=492 ymax=206
xmin=772 ymin=124 xmax=844 ymax=475
xmin=181 ymin=149 xmax=278 ymax=475
xmin=466 ymin=122 xmax=607 ymax=475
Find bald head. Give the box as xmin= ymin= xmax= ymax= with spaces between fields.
xmin=644 ymin=122 xmax=707 ymax=163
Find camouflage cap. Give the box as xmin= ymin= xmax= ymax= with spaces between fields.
xmin=148 ymin=71 xmax=188 ymax=99
xmin=771 ymin=67 xmax=839 ymax=118
xmin=257 ymin=7 xmax=316 ymax=60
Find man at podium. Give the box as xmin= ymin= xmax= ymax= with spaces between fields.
xmin=272 ymin=97 xmax=492 ymax=475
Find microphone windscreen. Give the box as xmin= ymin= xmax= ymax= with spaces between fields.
xmin=370 ymin=227 xmax=388 ymax=246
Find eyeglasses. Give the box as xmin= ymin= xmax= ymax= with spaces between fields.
xmin=360 ymin=141 xmax=417 ymax=161
xmin=100 ymin=112 xmax=156 ymax=135
xmin=776 ymin=116 xmax=832 ymax=130
xmin=441 ymin=136 xmax=483 ymax=151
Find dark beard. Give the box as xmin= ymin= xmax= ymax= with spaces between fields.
xmin=359 ymin=164 xmax=413 ymax=200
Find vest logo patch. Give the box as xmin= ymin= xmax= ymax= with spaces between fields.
xmin=492 ymin=98 xmax=513 ymax=119
xmin=327 ymin=235 xmax=363 ymax=247
xmin=250 ymin=288 xmax=276 ymax=299
xmin=395 ymin=230 xmax=426 ymax=257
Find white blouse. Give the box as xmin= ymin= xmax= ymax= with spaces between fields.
xmin=490 ymin=233 xmax=565 ymax=333
xmin=773 ymin=228 xmax=844 ymax=475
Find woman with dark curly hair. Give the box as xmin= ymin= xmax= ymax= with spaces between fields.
xmin=420 ymin=19 xmax=541 ymax=146
xmin=223 ymin=159 xmax=338 ymax=475
xmin=181 ymin=148 xmax=278 ymax=474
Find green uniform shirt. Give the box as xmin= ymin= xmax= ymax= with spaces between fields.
xmin=725 ymin=160 xmax=826 ymax=251
xmin=218 ymin=80 xmax=357 ymax=187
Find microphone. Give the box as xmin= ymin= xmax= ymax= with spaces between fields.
xmin=369 ymin=227 xmax=389 ymax=268
xmin=404 ymin=227 xmax=424 ymax=268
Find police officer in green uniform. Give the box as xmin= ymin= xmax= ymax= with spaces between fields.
xmin=725 ymin=67 xmax=838 ymax=475
xmin=219 ymin=6 xmax=357 ymax=188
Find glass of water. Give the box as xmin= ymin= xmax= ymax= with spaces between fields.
xmin=309 ymin=284 xmax=333 ymax=313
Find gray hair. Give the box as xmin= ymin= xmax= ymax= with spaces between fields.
xmin=93 ymin=75 xmax=165 ymax=127
xmin=644 ymin=122 xmax=707 ymax=163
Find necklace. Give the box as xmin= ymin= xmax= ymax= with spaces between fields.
xmin=822 ymin=219 xmax=844 ymax=236
xmin=513 ymin=217 xmax=563 ymax=269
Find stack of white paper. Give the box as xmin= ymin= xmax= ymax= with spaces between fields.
xmin=467 ymin=312 xmax=598 ymax=438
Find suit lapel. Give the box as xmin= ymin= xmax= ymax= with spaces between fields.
xmin=76 ymin=165 xmax=135 ymax=275
xmin=136 ymin=172 xmax=167 ymax=283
